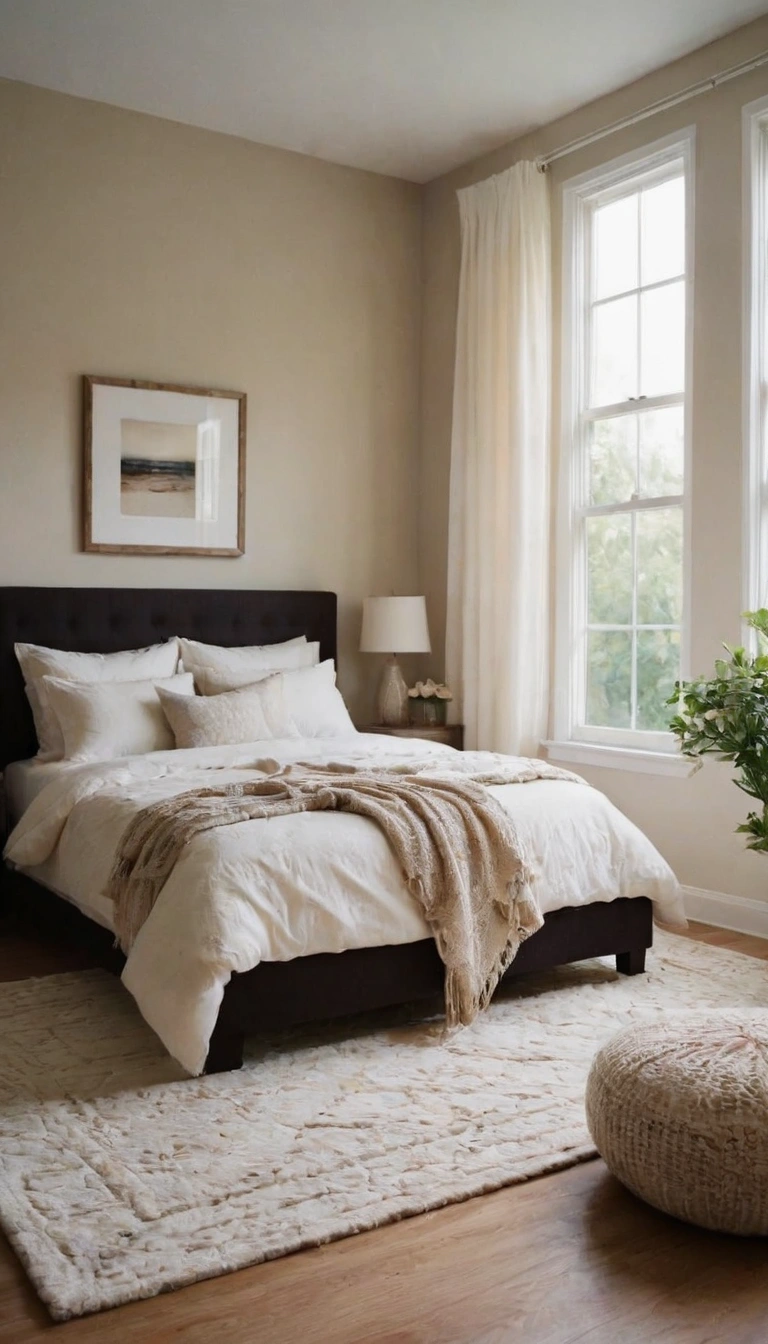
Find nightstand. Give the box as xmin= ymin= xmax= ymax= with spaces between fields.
xmin=362 ymin=724 xmax=464 ymax=750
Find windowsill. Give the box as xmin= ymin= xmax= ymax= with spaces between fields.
xmin=543 ymin=739 xmax=696 ymax=777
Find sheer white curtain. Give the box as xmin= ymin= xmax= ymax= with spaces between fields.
xmin=446 ymin=161 xmax=551 ymax=755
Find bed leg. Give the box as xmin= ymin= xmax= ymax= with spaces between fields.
xmin=616 ymin=947 xmax=646 ymax=976
xmin=204 ymin=1022 xmax=245 ymax=1074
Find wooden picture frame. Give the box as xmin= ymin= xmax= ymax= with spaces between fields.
xmin=83 ymin=375 xmax=246 ymax=556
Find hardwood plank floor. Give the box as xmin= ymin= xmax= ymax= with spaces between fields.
xmin=1 ymin=919 xmax=767 ymax=1343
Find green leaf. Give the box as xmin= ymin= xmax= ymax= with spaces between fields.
xmin=668 ymin=629 xmax=768 ymax=850
xmin=745 ymin=609 xmax=768 ymax=638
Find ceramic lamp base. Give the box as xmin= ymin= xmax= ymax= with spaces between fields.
xmin=377 ymin=656 xmax=409 ymax=727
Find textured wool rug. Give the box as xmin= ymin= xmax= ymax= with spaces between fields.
xmin=1 ymin=931 xmax=767 ymax=1321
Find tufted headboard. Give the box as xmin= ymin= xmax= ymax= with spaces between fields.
xmin=0 ymin=587 xmax=337 ymax=770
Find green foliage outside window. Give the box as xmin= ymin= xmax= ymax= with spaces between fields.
xmin=669 ymin=610 xmax=768 ymax=852
xmin=585 ymin=411 xmax=683 ymax=732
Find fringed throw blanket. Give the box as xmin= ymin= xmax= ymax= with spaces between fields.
xmin=105 ymin=762 xmax=555 ymax=1028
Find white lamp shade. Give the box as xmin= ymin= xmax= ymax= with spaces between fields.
xmin=360 ymin=596 xmax=431 ymax=654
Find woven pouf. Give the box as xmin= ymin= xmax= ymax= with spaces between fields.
xmin=586 ymin=1015 xmax=768 ymax=1235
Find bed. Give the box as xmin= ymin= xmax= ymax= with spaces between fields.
xmin=0 ymin=586 xmax=682 ymax=1074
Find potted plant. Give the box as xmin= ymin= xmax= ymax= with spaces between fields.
xmin=407 ymin=679 xmax=453 ymax=727
xmin=669 ymin=609 xmax=768 ymax=851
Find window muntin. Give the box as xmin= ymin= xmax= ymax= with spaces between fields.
xmin=560 ymin=142 xmax=690 ymax=752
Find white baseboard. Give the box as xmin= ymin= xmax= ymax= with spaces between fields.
xmin=681 ymin=885 xmax=768 ymax=939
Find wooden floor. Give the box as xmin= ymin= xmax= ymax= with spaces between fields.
xmin=1 ymin=920 xmax=767 ymax=1344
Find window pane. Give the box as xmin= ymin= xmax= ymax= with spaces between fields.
xmin=592 ymin=294 xmax=637 ymax=406
xmin=636 ymin=629 xmax=681 ymax=730
xmin=636 ymin=507 xmax=683 ymax=625
xmin=594 ymin=193 xmax=638 ymax=299
xmin=638 ymin=405 xmax=684 ymax=498
xmin=640 ymin=280 xmax=684 ymax=396
xmin=589 ymin=415 xmax=637 ymax=506
xmin=586 ymin=630 xmax=632 ymax=728
xmin=641 ymin=176 xmax=684 ymax=286
xmin=574 ymin=155 xmax=687 ymax=745
xmin=587 ymin=514 xmax=632 ymax=624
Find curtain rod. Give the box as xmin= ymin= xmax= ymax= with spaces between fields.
xmin=536 ymin=48 xmax=768 ymax=171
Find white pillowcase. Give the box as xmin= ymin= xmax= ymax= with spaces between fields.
xmin=158 ymin=676 xmax=295 ymax=749
xmin=179 ymin=635 xmax=319 ymax=691
xmin=203 ymin=660 xmax=357 ymax=738
xmin=15 ymin=639 xmax=180 ymax=760
xmin=42 ymin=672 xmax=195 ymax=763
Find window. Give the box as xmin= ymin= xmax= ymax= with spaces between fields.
xmin=745 ymin=97 xmax=768 ymax=621
xmin=554 ymin=133 xmax=693 ymax=765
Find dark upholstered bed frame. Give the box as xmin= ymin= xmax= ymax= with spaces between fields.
xmin=0 ymin=587 xmax=652 ymax=1073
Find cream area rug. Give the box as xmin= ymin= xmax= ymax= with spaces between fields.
xmin=1 ymin=930 xmax=767 ymax=1320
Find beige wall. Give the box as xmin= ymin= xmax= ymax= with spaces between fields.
xmin=7 ymin=21 xmax=768 ymax=899
xmin=0 ymin=79 xmax=423 ymax=722
xmin=420 ymin=16 xmax=768 ymax=903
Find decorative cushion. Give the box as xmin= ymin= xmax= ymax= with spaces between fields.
xmin=42 ymin=673 xmax=195 ymax=763
xmin=200 ymin=660 xmax=357 ymax=738
xmin=158 ymin=676 xmax=296 ymax=749
xmin=586 ymin=1015 xmax=768 ymax=1235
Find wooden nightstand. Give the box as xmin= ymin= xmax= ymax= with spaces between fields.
xmin=362 ymin=724 xmax=464 ymax=750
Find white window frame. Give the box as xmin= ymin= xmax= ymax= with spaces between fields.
xmin=744 ymin=96 xmax=768 ymax=630
xmin=547 ymin=129 xmax=695 ymax=777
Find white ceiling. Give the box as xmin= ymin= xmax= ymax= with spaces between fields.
xmin=1 ymin=0 xmax=766 ymax=182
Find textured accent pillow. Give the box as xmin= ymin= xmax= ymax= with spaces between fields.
xmin=179 ymin=635 xmax=319 ymax=691
xmin=158 ymin=676 xmax=296 ymax=749
xmin=15 ymin=639 xmax=180 ymax=760
xmin=41 ymin=672 xmax=195 ymax=763
xmin=203 ymin=660 xmax=357 ymax=738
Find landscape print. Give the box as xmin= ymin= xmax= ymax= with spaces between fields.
xmin=120 ymin=419 xmax=197 ymax=518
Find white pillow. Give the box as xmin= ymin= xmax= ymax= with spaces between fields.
xmin=15 ymin=639 xmax=180 ymax=760
xmin=41 ymin=672 xmax=195 ymax=763
xmin=179 ymin=635 xmax=319 ymax=690
xmin=158 ymin=676 xmax=296 ymax=749
xmin=204 ymin=660 xmax=357 ymax=738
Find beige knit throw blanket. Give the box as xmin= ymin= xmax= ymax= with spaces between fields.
xmin=105 ymin=761 xmax=565 ymax=1028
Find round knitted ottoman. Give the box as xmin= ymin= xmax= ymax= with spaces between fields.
xmin=586 ymin=1015 xmax=768 ymax=1235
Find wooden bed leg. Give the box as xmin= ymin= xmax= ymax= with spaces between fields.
xmin=616 ymin=947 xmax=646 ymax=976
xmin=204 ymin=1023 xmax=245 ymax=1074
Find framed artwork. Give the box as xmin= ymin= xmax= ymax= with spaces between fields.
xmin=83 ymin=376 xmax=246 ymax=556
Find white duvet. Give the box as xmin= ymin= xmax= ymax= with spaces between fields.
xmin=4 ymin=734 xmax=684 ymax=1074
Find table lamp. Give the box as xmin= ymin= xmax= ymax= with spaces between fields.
xmin=360 ymin=595 xmax=431 ymax=726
